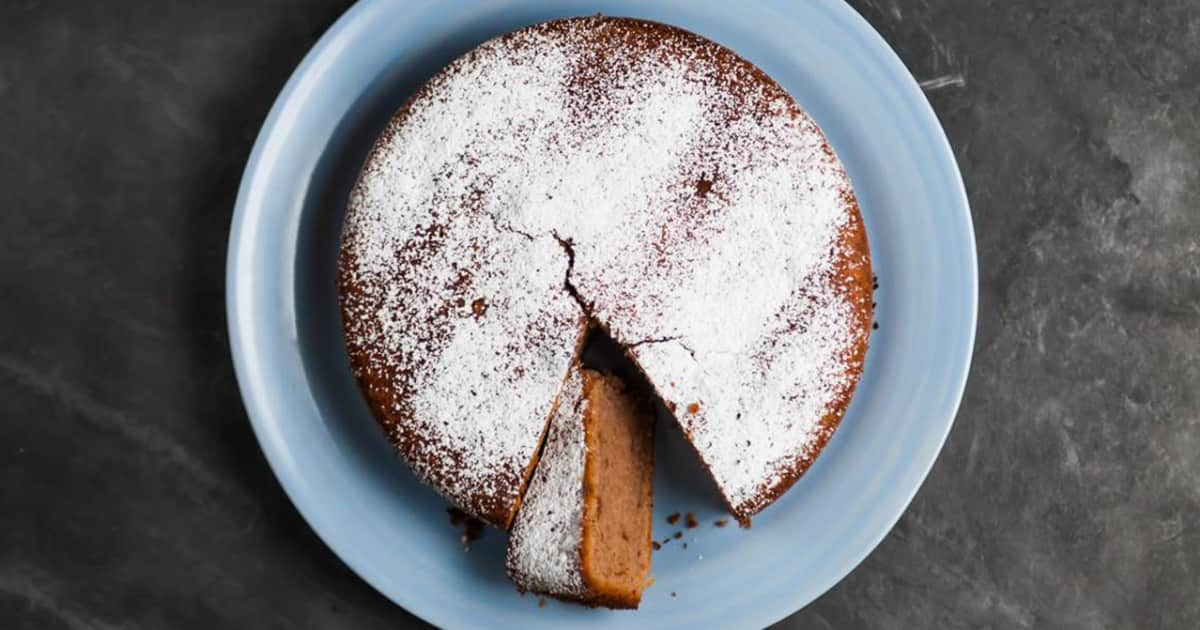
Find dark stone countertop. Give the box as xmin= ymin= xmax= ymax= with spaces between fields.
xmin=1 ymin=1 xmax=1197 ymax=628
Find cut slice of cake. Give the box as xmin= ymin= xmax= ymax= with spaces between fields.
xmin=506 ymin=364 xmax=656 ymax=608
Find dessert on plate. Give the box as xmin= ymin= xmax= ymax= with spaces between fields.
xmin=338 ymin=15 xmax=872 ymax=607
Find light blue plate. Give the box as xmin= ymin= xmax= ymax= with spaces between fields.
xmin=226 ymin=0 xmax=976 ymax=627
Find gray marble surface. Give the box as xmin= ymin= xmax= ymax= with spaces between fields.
xmin=1 ymin=1 xmax=1197 ymax=628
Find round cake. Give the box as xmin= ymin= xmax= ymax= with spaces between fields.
xmin=338 ymin=16 xmax=872 ymax=530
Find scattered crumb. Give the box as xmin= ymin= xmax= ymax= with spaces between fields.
xmin=538 ymin=598 xmax=546 ymax=609
xmin=873 ymin=322 xmax=879 ymax=330
xmin=471 ymin=297 xmax=488 ymax=318
xmin=667 ymin=512 xmax=681 ymax=525
xmin=652 ymin=541 xmax=662 ymax=551
xmin=461 ymin=519 xmax=485 ymax=550
xmin=660 ymin=537 xmax=672 ymax=546
xmin=714 ymin=519 xmax=728 ymax=528
xmin=685 ymin=513 xmax=699 ymax=529
xmin=671 ymin=592 xmax=677 ymax=598
xmin=447 ymin=507 xmax=485 ymax=551
xmin=682 ymin=543 xmax=688 ymax=549
xmin=672 ymin=531 xmax=682 ymax=539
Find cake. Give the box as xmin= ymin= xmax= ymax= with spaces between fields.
xmin=338 ymin=13 xmax=871 ymax=574
xmin=506 ymin=364 xmax=656 ymax=608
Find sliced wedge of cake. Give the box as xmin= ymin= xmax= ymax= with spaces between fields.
xmin=506 ymin=365 xmax=655 ymax=608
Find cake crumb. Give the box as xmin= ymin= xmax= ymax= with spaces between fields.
xmin=652 ymin=541 xmax=662 ymax=551
xmin=686 ymin=402 xmax=701 ymax=414
xmin=538 ymin=598 xmax=547 ymax=609
xmin=682 ymin=542 xmax=688 ymax=549
xmin=714 ymin=519 xmax=728 ymax=528
xmin=666 ymin=513 xmax=681 ymax=525
xmin=685 ymin=513 xmax=699 ymax=529
xmin=471 ymin=297 xmax=488 ymax=319
xmin=672 ymin=531 xmax=682 ymax=539
xmin=447 ymin=507 xmax=485 ymax=550
xmin=671 ymin=592 xmax=677 ymax=598
xmin=461 ymin=519 xmax=485 ymax=550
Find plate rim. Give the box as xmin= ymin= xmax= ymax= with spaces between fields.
xmin=226 ymin=0 xmax=978 ymax=627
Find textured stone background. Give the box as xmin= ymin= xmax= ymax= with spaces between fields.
xmin=1 ymin=1 xmax=1197 ymax=628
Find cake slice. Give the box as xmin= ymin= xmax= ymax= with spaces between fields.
xmin=506 ymin=364 xmax=656 ymax=608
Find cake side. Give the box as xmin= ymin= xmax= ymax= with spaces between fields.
xmin=506 ymin=366 xmax=657 ymax=609
xmin=579 ymin=369 xmax=656 ymax=609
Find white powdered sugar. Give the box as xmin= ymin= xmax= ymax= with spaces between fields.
xmin=339 ymin=17 xmax=870 ymax=525
xmin=505 ymin=366 xmax=588 ymax=596
xmin=338 ymin=32 xmax=586 ymax=522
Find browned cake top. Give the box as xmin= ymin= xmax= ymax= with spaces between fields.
xmin=339 ymin=16 xmax=871 ymax=527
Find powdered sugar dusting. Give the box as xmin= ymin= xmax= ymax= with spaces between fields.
xmin=339 ymin=17 xmax=870 ymax=525
xmin=506 ymin=366 xmax=588 ymax=597
xmin=338 ymin=30 xmax=586 ymax=525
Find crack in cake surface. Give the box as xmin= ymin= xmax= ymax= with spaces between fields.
xmin=553 ymin=232 xmax=591 ymax=314
xmin=626 ymin=335 xmax=684 ymax=349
